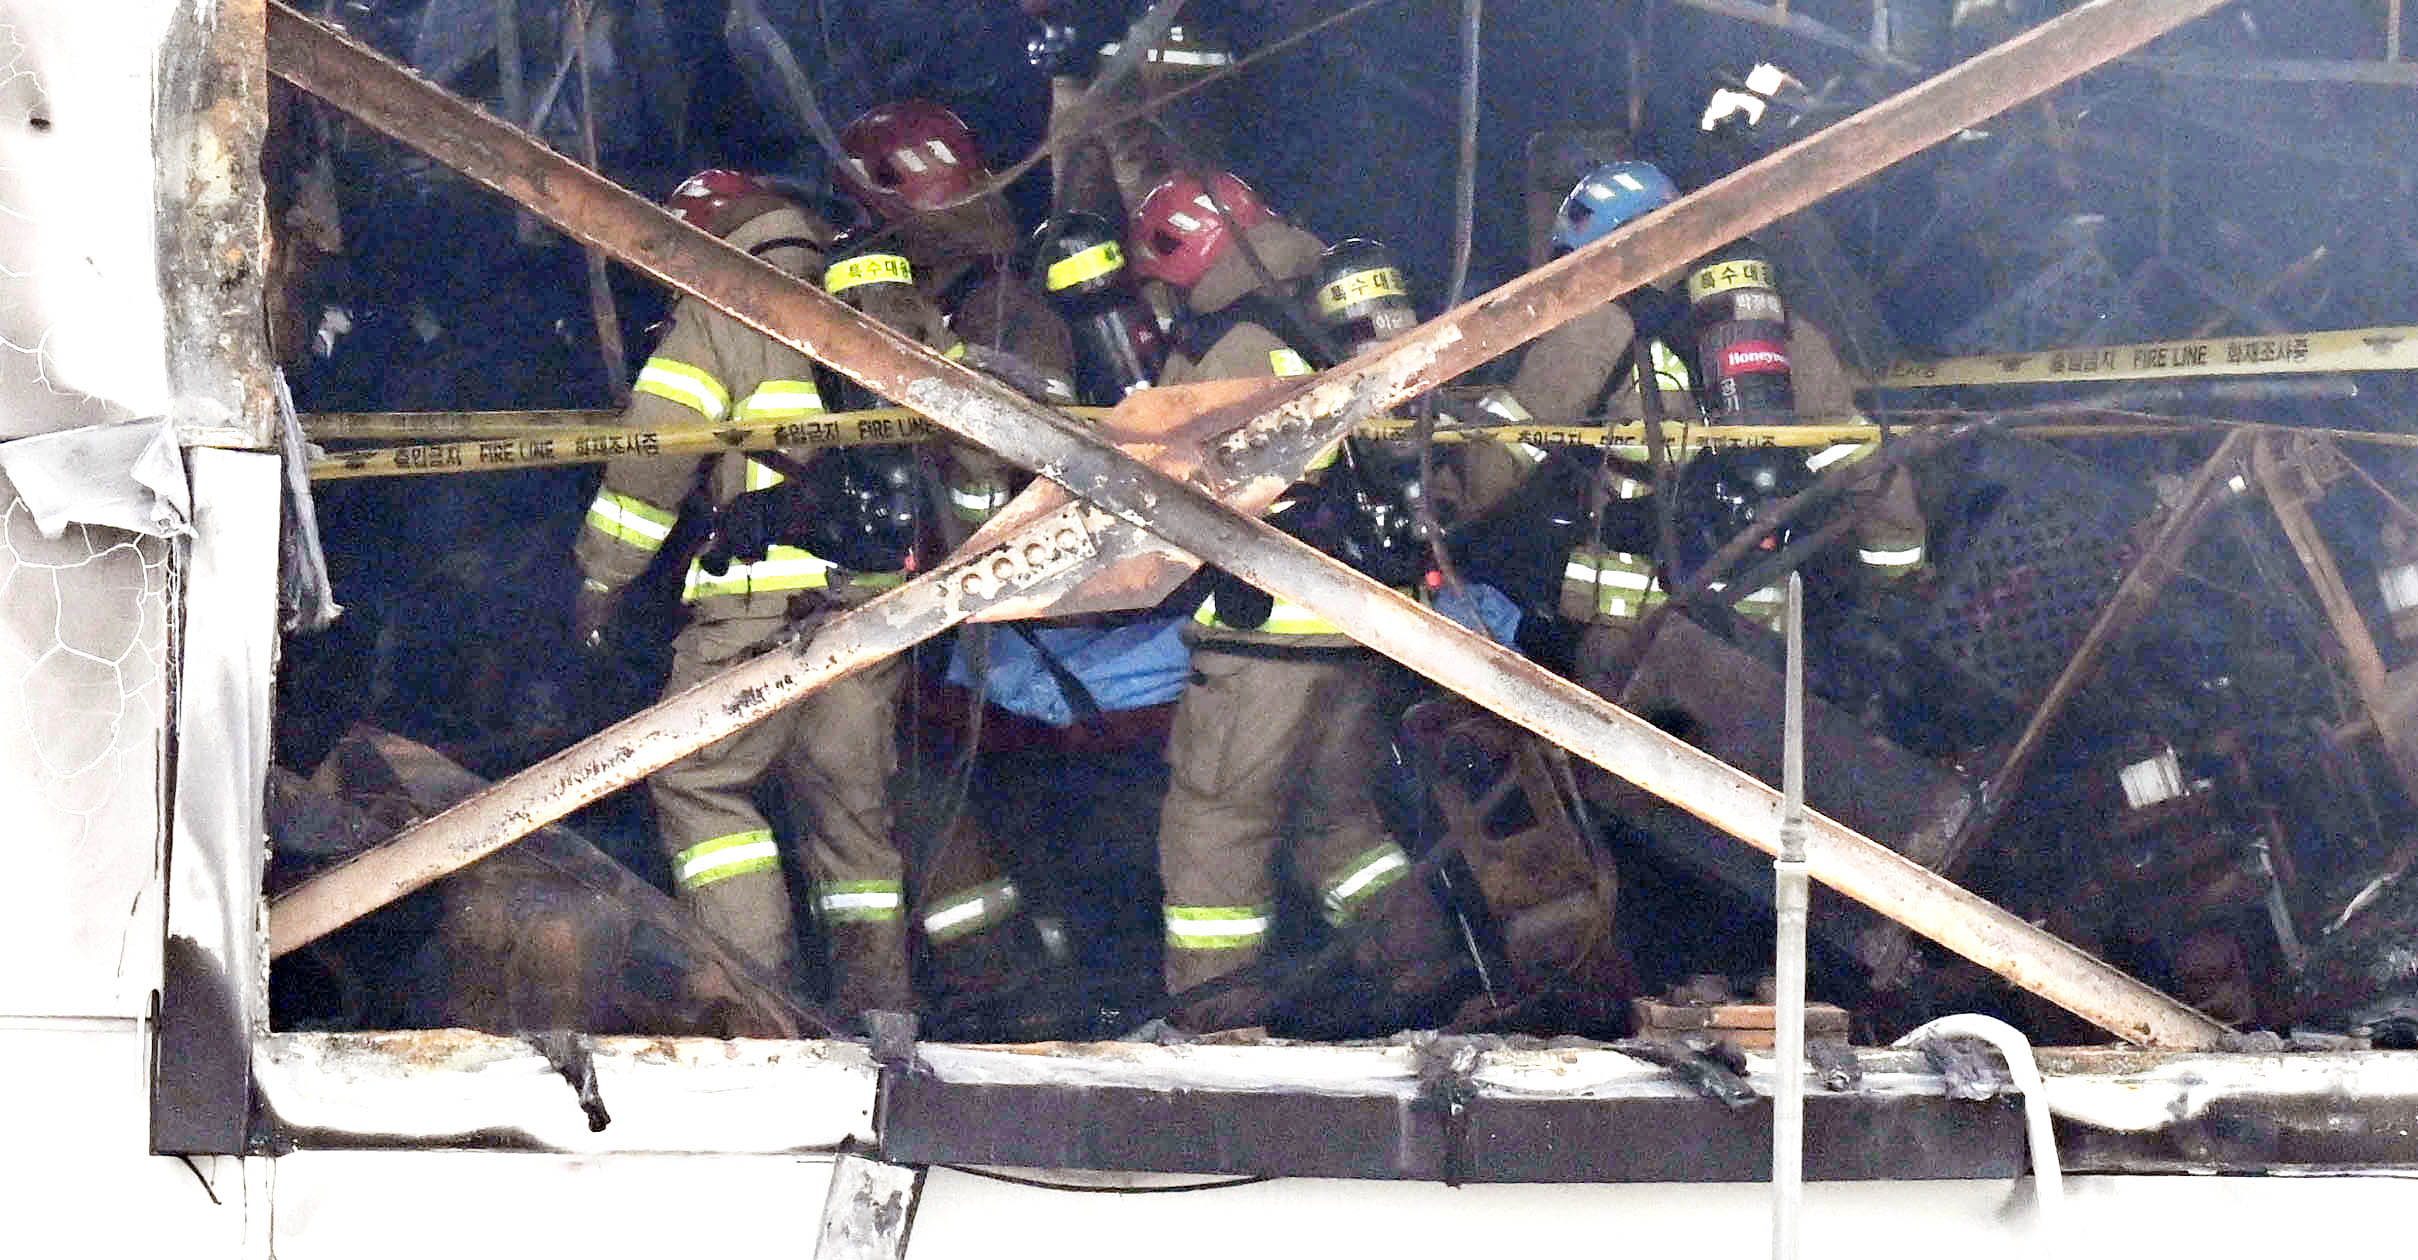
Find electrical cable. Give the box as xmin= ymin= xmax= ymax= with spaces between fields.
xmin=725 ymin=0 xmax=860 ymax=185
xmin=1418 ymin=0 xmax=1485 ymax=599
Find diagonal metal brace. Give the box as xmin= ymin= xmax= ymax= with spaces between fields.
xmin=264 ymin=0 xmax=2233 ymax=1046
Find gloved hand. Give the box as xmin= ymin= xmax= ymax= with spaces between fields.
xmin=1204 ymin=566 xmax=1273 ymax=631
xmin=572 ymin=581 xmax=620 ymax=653
xmin=699 ymin=484 xmax=795 ymax=575
xmin=1266 ymin=478 xmax=1352 ymax=558
xmin=1624 ymin=284 xmax=1694 ymax=345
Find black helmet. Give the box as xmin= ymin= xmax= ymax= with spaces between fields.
xmin=1028 ymin=210 xmax=1133 ymax=307
xmin=1672 ymin=446 xmax=1815 ymax=578
xmin=805 ymin=446 xmax=922 ymax=573
xmin=1311 ymin=238 xmax=1418 ymax=357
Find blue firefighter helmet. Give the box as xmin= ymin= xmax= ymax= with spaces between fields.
xmin=1549 ymin=161 xmax=1680 ymax=255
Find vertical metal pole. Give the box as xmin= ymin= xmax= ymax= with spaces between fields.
xmin=1772 ymin=573 xmax=1809 ymax=1260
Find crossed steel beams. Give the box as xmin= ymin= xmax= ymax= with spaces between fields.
xmin=263 ymin=0 xmax=2235 ymax=1046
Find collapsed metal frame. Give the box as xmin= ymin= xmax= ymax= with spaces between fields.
xmin=262 ymin=0 xmax=2241 ymax=1047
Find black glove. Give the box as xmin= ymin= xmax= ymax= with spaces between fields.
xmin=1267 ymin=479 xmax=1353 ymax=557
xmin=1204 ymin=566 xmax=1274 ymax=631
xmin=960 ymin=343 xmax=1069 ymax=404
xmin=1625 ymin=284 xmax=1694 ymax=345
xmin=698 ymin=484 xmax=796 ymax=575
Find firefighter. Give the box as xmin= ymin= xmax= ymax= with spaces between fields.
xmin=571 ymin=170 xmax=919 ymax=1024
xmin=1132 ymin=173 xmax=1447 ymax=1030
xmin=837 ymin=100 xmax=1077 ymax=540
xmin=1312 ymin=237 xmax=1537 ymax=546
xmin=1502 ymin=160 xmax=1926 ymax=691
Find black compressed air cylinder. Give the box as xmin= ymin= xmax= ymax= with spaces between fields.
xmin=1686 ymin=243 xmax=1794 ymax=421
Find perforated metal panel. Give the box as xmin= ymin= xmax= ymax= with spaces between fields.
xmin=1909 ymin=437 xmax=2155 ymax=708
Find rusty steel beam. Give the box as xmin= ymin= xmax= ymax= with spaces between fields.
xmin=272 ymin=0 xmax=2237 ymax=524
xmin=1190 ymin=0 xmax=2242 ymax=502
xmin=270 ymin=502 xmax=1126 ymax=957
xmin=275 ymin=449 xmax=2228 ymax=1043
xmin=266 ymin=0 xmax=2231 ymax=1043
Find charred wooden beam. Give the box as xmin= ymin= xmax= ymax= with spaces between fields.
xmin=2253 ymin=433 xmax=2418 ymax=798
xmin=265 ymin=0 xmax=2233 ymax=1045
xmin=1954 ymin=429 xmax=2253 ymax=866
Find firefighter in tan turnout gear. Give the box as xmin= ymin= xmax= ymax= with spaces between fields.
xmin=572 ymin=170 xmax=926 ymax=1023
xmin=1134 ymin=173 xmax=1453 ymax=1030
xmin=837 ymin=100 xmax=1078 ymax=539
xmin=1505 ymin=160 xmax=1928 ymax=692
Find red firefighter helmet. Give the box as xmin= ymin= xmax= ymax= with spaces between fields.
xmin=838 ymin=101 xmax=987 ymax=219
xmin=1126 ymin=172 xmax=1275 ymax=290
xmin=665 ymin=169 xmax=780 ymax=237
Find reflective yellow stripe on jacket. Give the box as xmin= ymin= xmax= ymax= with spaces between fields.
xmin=922 ymin=878 xmax=1022 ymax=944
xmin=674 ymin=830 xmax=781 ymax=890
xmin=683 ymin=545 xmax=833 ymax=601
xmin=585 ymin=487 xmax=678 ymax=556
xmin=634 ymin=356 xmax=733 ymax=422
xmin=1319 ymin=843 xmax=1411 ymax=924
xmin=682 ymin=455 xmax=843 ymax=602
xmin=1713 ymin=580 xmax=1788 ymax=632
xmin=1561 ymin=547 xmax=1663 ymax=623
xmin=818 ymin=879 xmax=905 ymax=925
xmin=737 ymin=378 xmax=825 ymax=421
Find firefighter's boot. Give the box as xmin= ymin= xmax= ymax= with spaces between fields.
xmin=827 ymin=918 xmax=915 ymax=1026
xmin=1352 ymin=875 xmax=1470 ymax=1016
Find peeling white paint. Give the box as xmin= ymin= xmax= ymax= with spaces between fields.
xmin=0 ymin=0 xmax=177 ymax=433
xmin=256 ymin=1032 xmax=880 ymax=1153
xmin=918 ymin=1041 xmax=1425 ymax=1098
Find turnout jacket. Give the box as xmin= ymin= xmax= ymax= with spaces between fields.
xmin=575 ymin=206 xmax=893 ymax=624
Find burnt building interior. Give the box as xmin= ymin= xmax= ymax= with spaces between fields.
xmin=262 ymin=0 xmax=2418 ymax=1058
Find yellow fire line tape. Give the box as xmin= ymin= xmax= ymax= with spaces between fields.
xmin=306 ymin=408 xmax=1106 ymax=481
xmin=306 ymin=414 xmax=1961 ymax=482
xmin=1878 ymin=325 xmax=2418 ymax=388
xmin=323 ymin=405 xmax=2351 ymax=482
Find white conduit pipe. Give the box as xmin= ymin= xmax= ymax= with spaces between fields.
xmin=1893 ymin=1014 xmax=2063 ymax=1247
xmin=1771 ymin=575 xmax=1809 ymax=1260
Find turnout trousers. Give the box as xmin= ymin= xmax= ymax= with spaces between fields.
xmin=650 ymin=614 xmax=911 ymax=1013
xmin=1157 ymin=645 xmax=1413 ymax=1005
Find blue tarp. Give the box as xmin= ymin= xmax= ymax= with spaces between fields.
xmin=949 ymin=583 xmax=1522 ymax=728
xmin=949 ymin=617 xmax=1192 ymax=728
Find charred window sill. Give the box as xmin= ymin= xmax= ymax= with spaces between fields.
xmin=251 ymin=1032 xmax=2418 ymax=1181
